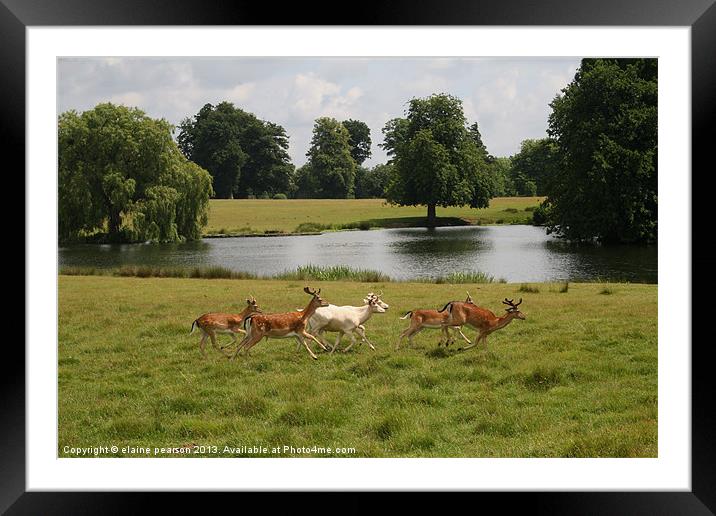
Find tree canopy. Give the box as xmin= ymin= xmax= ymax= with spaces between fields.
xmin=355 ymin=163 xmax=393 ymax=199
xmin=342 ymin=119 xmax=372 ymax=166
xmin=58 ymin=103 xmax=213 ymax=243
xmin=177 ymin=102 xmax=293 ymax=199
xmin=381 ymin=93 xmax=493 ymax=225
xmin=509 ymin=138 xmax=558 ymax=196
xmin=300 ymin=117 xmax=357 ymax=198
xmin=542 ymin=58 xmax=657 ymax=243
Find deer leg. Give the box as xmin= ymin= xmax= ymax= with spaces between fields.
xmin=301 ymin=331 xmax=324 ymax=355
xmin=460 ymin=332 xmax=482 ymax=351
xmin=354 ymin=326 xmax=375 ymax=350
xmin=330 ymin=332 xmax=343 ymax=354
xmin=221 ymin=332 xmax=238 ymax=350
xmin=342 ymin=332 xmax=358 ymax=353
xmin=439 ymin=327 xmax=450 ymax=346
xmin=240 ymin=333 xmax=265 ymax=358
xmin=407 ymin=327 xmax=423 ymax=348
xmin=457 ymin=327 xmax=471 ymax=344
xmin=199 ymin=332 xmax=208 ymax=357
xmin=298 ymin=336 xmax=318 ymax=360
xmin=207 ymin=330 xmax=220 ymax=352
xmin=316 ymin=329 xmax=331 ymax=350
xmin=229 ymin=332 xmax=259 ymax=360
xmin=447 ymin=326 xmax=458 ymax=346
xmin=396 ymin=329 xmax=410 ymax=350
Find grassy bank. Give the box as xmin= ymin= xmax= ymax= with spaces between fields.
xmin=58 ymin=276 xmax=657 ymax=458
xmin=59 ymin=265 xmax=504 ymax=284
xmin=205 ymin=197 xmax=543 ymax=236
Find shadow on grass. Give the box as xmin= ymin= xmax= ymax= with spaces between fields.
xmin=362 ymin=216 xmax=472 ymax=229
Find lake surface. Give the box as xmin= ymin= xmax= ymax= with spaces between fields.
xmin=58 ymin=225 xmax=657 ymax=283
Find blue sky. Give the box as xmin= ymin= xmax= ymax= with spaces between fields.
xmin=57 ymin=57 xmax=581 ymax=167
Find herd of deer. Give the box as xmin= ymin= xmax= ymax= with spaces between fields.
xmin=190 ymin=286 xmax=526 ymax=361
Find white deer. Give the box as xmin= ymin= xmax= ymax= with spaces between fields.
xmin=300 ymin=292 xmax=389 ymax=353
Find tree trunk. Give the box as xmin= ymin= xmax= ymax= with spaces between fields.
xmin=108 ymin=210 xmax=122 ymax=242
xmin=427 ymin=204 xmax=436 ymax=227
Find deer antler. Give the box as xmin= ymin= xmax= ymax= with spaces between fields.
xmin=304 ymin=286 xmax=315 ymax=295
xmin=502 ymin=298 xmax=522 ymax=312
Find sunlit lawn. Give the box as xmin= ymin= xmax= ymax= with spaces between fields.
xmin=205 ymin=197 xmax=544 ymax=235
xmin=59 ymin=275 xmax=657 ymax=458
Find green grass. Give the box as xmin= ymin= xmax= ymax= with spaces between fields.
xmin=58 ymin=276 xmax=657 ymax=458
xmin=204 ymin=197 xmax=543 ymax=236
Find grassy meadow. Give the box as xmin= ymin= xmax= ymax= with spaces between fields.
xmin=58 ymin=275 xmax=657 ymax=458
xmin=205 ymin=197 xmax=543 ymax=235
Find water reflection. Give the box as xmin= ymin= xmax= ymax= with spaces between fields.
xmin=59 ymin=225 xmax=657 ymax=283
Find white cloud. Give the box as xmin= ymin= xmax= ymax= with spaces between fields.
xmin=108 ymin=91 xmax=144 ymax=107
xmin=400 ymin=74 xmax=450 ymax=97
xmin=288 ymin=73 xmax=364 ymax=123
xmin=225 ymin=82 xmax=256 ymax=103
xmin=58 ymin=57 xmax=582 ymax=166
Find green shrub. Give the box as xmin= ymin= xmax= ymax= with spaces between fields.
xmin=295 ymin=222 xmax=331 ymax=233
xmin=532 ymin=203 xmax=549 ymax=225
xmin=276 ymin=265 xmax=390 ymax=283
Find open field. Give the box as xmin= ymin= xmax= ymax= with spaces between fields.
xmin=205 ymin=197 xmax=543 ymax=235
xmin=58 ymin=275 xmax=657 ymax=458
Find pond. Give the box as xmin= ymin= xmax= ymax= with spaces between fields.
xmin=58 ymin=225 xmax=657 ymax=283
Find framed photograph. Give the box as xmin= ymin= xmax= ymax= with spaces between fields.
xmin=8 ymin=0 xmax=712 ymax=512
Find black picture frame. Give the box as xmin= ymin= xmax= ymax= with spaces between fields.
xmin=6 ymin=0 xmax=712 ymax=513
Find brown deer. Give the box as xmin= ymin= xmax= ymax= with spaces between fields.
xmin=446 ymin=297 xmax=525 ymax=351
xmin=190 ymin=297 xmax=262 ymax=357
xmin=396 ymin=292 xmax=475 ymax=350
xmin=228 ymin=287 xmax=329 ymax=360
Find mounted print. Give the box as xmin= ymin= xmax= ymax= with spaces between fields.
xmin=56 ymin=55 xmax=657 ymax=459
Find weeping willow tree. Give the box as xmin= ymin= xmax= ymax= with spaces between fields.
xmin=58 ymin=103 xmax=213 ymax=243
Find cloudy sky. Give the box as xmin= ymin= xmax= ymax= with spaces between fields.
xmin=57 ymin=57 xmax=581 ymax=167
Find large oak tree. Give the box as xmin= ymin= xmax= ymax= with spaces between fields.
xmin=381 ymin=94 xmax=493 ymax=226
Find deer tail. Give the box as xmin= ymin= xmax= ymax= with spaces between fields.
xmin=400 ymin=311 xmax=413 ymax=320
xmin=190 ymin=320 xmax=197 ymax=334
xmin=244 ymin=314 xmax=256 ymax=330
xmin=438 ymin=301 xmax=453 ymax=313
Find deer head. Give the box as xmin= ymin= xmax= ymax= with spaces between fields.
xmin=364 ymin=291 xmax=389 ymax=310
xmin=502 ymin=298 xmax=525 ymax=320
xmin=245 ymin=296 xmax=262 ymax=313
xmin=304 ymin=286 xmax=329 ymax=307
xmin=367 ymin=295 xmax=387 ymax=314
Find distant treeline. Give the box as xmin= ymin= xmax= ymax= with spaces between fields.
xmin=58 ymin=58 xmax=656 ymax=244
xmin=175 ymin=103 xmax=549 ymax=201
